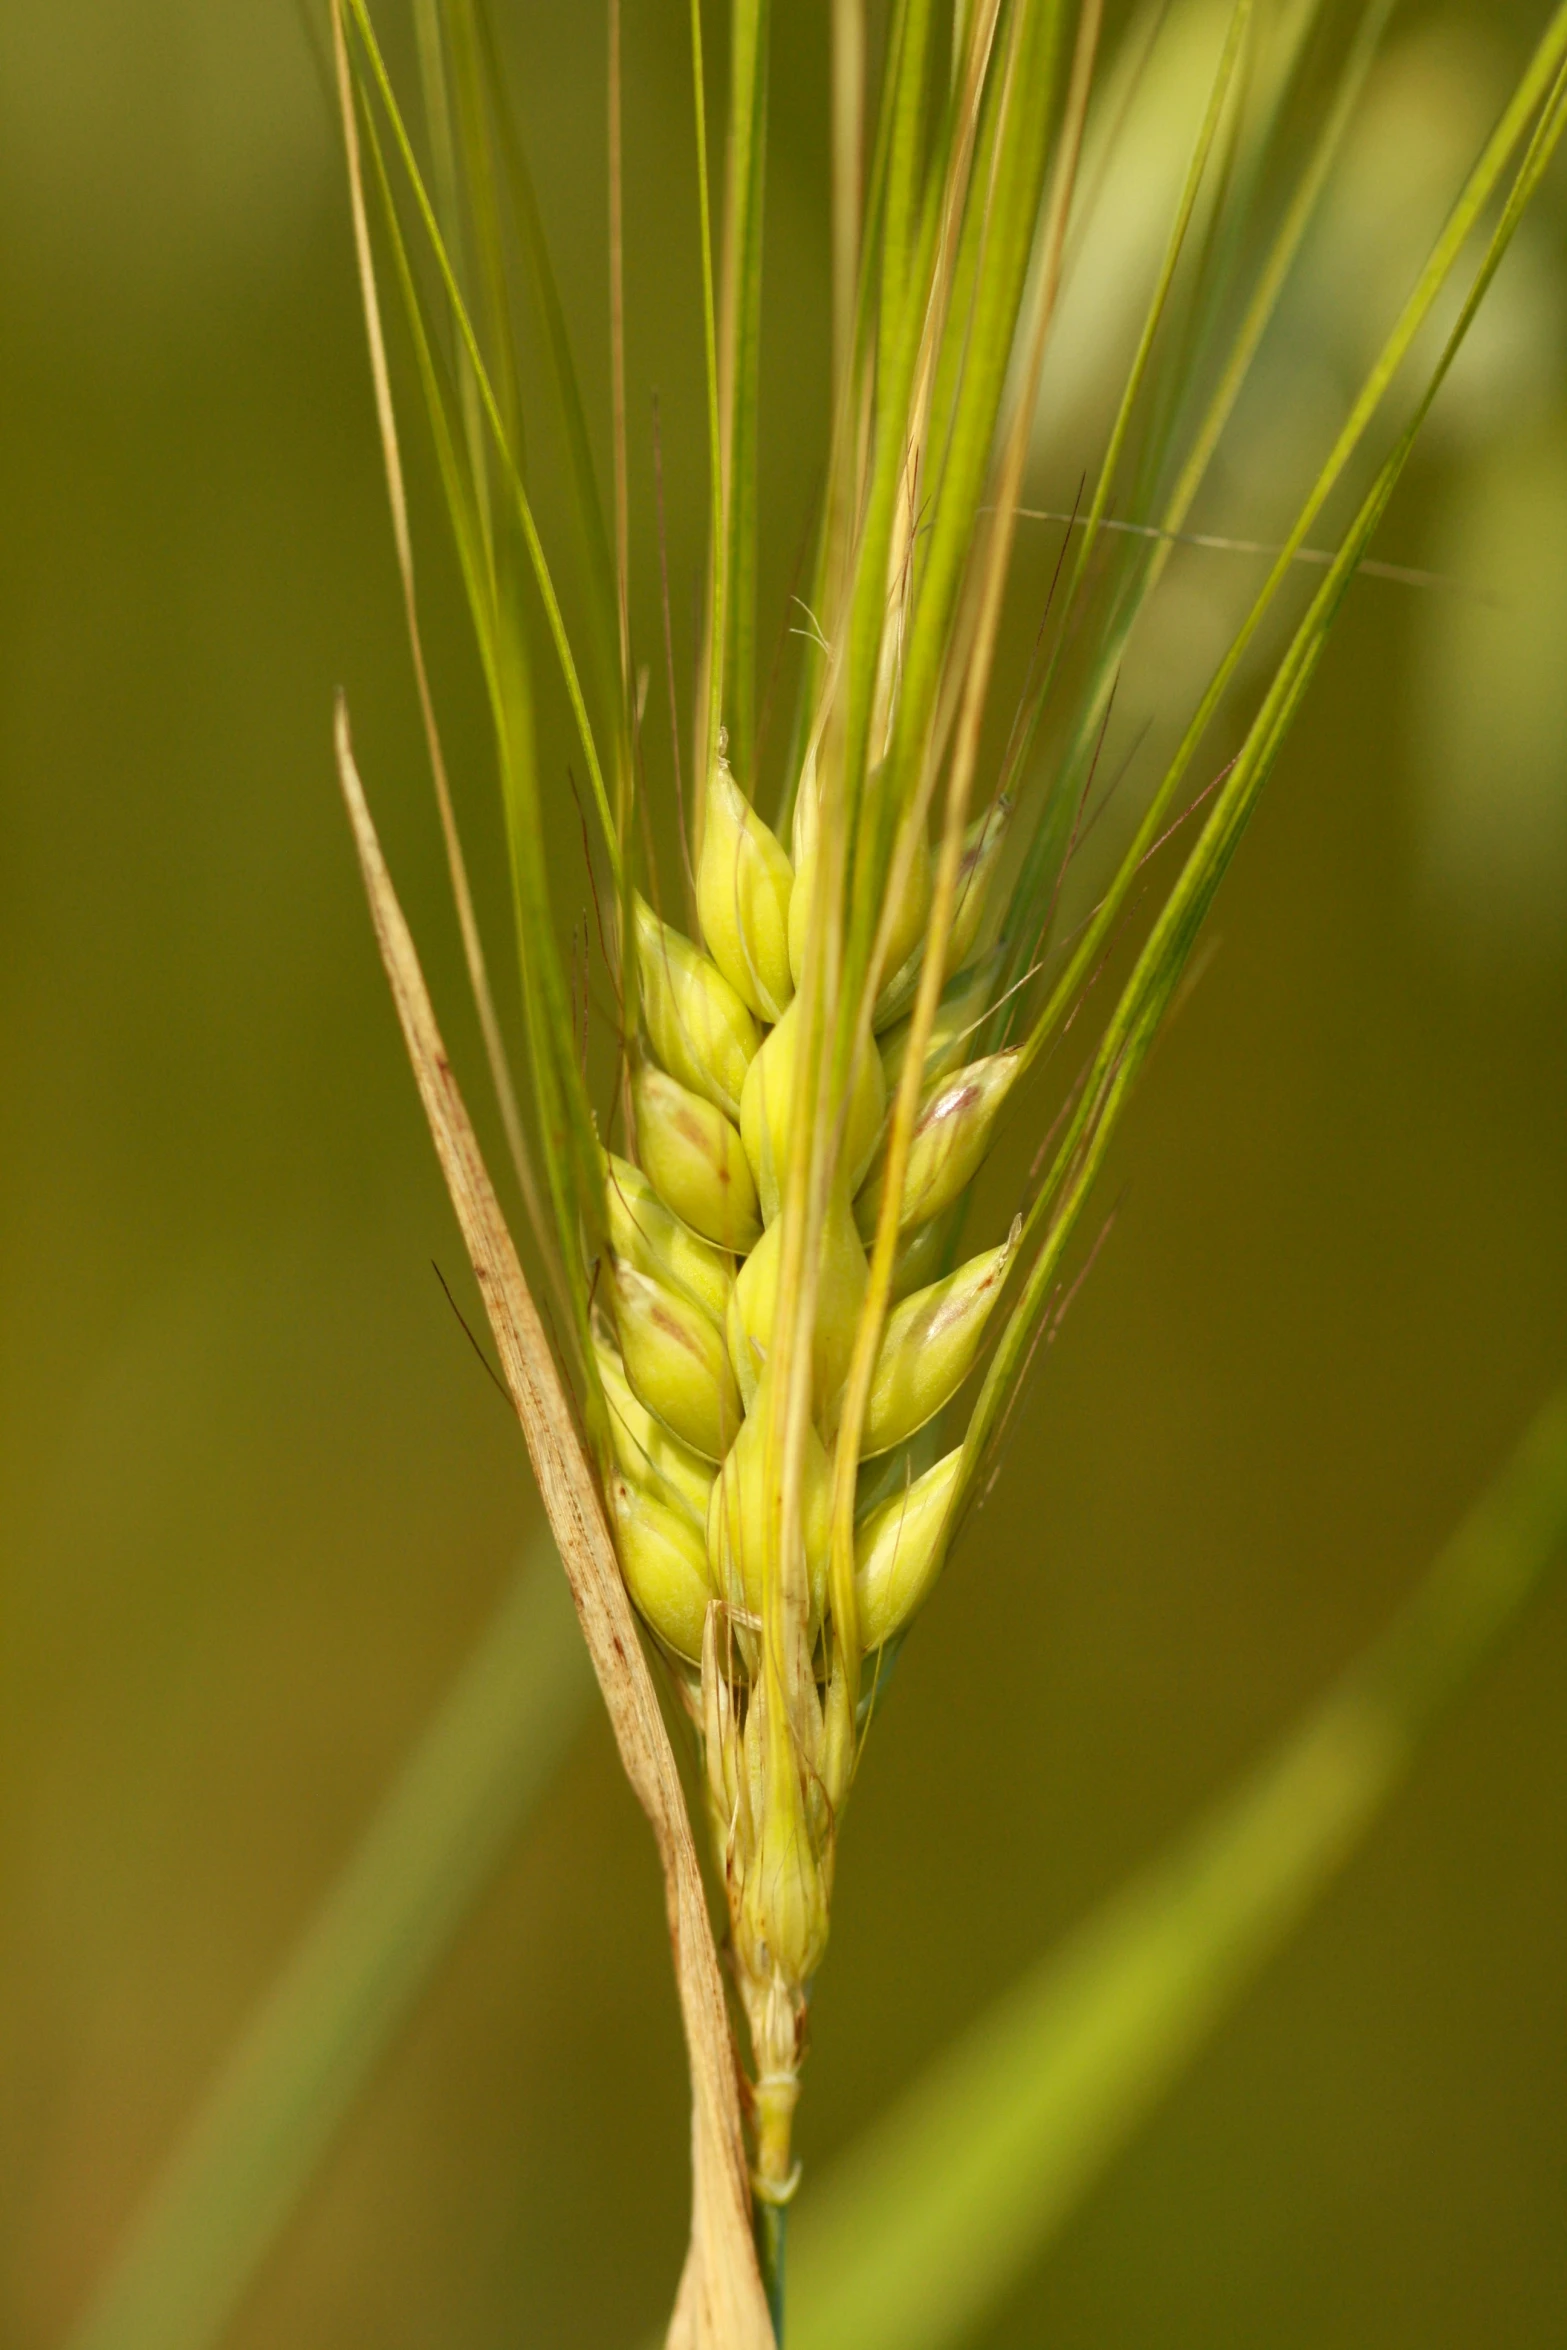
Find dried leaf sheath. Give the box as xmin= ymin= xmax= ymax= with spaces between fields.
xmin=332 ymin=705 xmax=773 ymax=2349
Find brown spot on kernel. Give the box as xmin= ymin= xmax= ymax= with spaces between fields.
xmin=924 ymin=1263 xmax=998 ymax=1341
xmin=920 ymin=1081 xmax=979 ymax=1137
xmin=650 ymin=1298 xmax=704 ymax=1362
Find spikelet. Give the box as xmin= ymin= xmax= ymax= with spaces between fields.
xmin=740 ymin=1750 xmax=828 ymax=1998
xmin=736 ymin=1664 xmax=829 ymax=2142
xmin=609 ymin=1472 xmax=715 ymax=1665
xmin=611 ymin=1257 xmax=743 ymax=1462
xmin=633 ymin=1061 xmax=763 ymax=1252
xmin=633 ymin=893 xmax=759 ymax=1120
xmin=706 ymin=1366 xmax=832 ymax=1645
xmin=595 ymin=1334 xmax=717 ymax=1528
xmin=854 ymin=1049 xmax=1023 ymax=1239
xmin=696 ymin=750 xmax=795 ymax=1021
xmin=604 ymin=1151 xmax=735 ymax=1327
xmin=725 ymin=1184 xmax=868 ymax=1428
xmin=855 ymin=1447 xmax=963 ymax=1650
xmin=862 ymin=1220 xmax=1020 ymax=1456
xmin=741 ymin=997 xmax=887 ymax=1225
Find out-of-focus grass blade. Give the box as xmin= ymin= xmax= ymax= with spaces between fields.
xmin=789 ymin=1387 xmax=1567 ymax=2350
xmin=65 ymin=1545 xmax=591 ymax=2350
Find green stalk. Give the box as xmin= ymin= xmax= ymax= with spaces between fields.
xmin=757 ymin=2200 xmax=788 ymax=2341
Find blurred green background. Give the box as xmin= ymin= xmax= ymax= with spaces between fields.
xmin=2 ymin=3 xmax=1564 ymax=2345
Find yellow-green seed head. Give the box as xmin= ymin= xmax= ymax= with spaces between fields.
xmin=741 ymin=997 xmax=887 ymax=1225
xmin=604 ymin=1150 xmax=735 ymax=1327
xmin=862 ymin=1221 xmax=1019 ymax=1455
xmin=855 ymin=1446 xmax=963 ymax=1650
xmin=611 ymin=1257 xmax=743 ymax=1463
xmin=737 ymin=1679 xmax=830 ymax=1998
xmin=696 ymin=752 xmax=795 ymax=1021
xmin=633 ymin=1062 xmax=763 ymax=1252
xmin=595 ymin=1333 xmax=717 ymax=1527
xmin=706 ymin=1367 xmax=832 ymax=1643
xmin=725 ymin=1187 xmax=869 ymax=1429
xmin=633 ymin=893 xmax=759 ymax=1120
xmin=855 ymin=1048 xmax=1023 ymax=1239
xmin=608 ymin=1472 xmax=714 ymax=1665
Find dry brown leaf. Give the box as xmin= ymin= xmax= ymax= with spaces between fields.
xmin=334 ymin=700 xmax=772 ymax=2349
